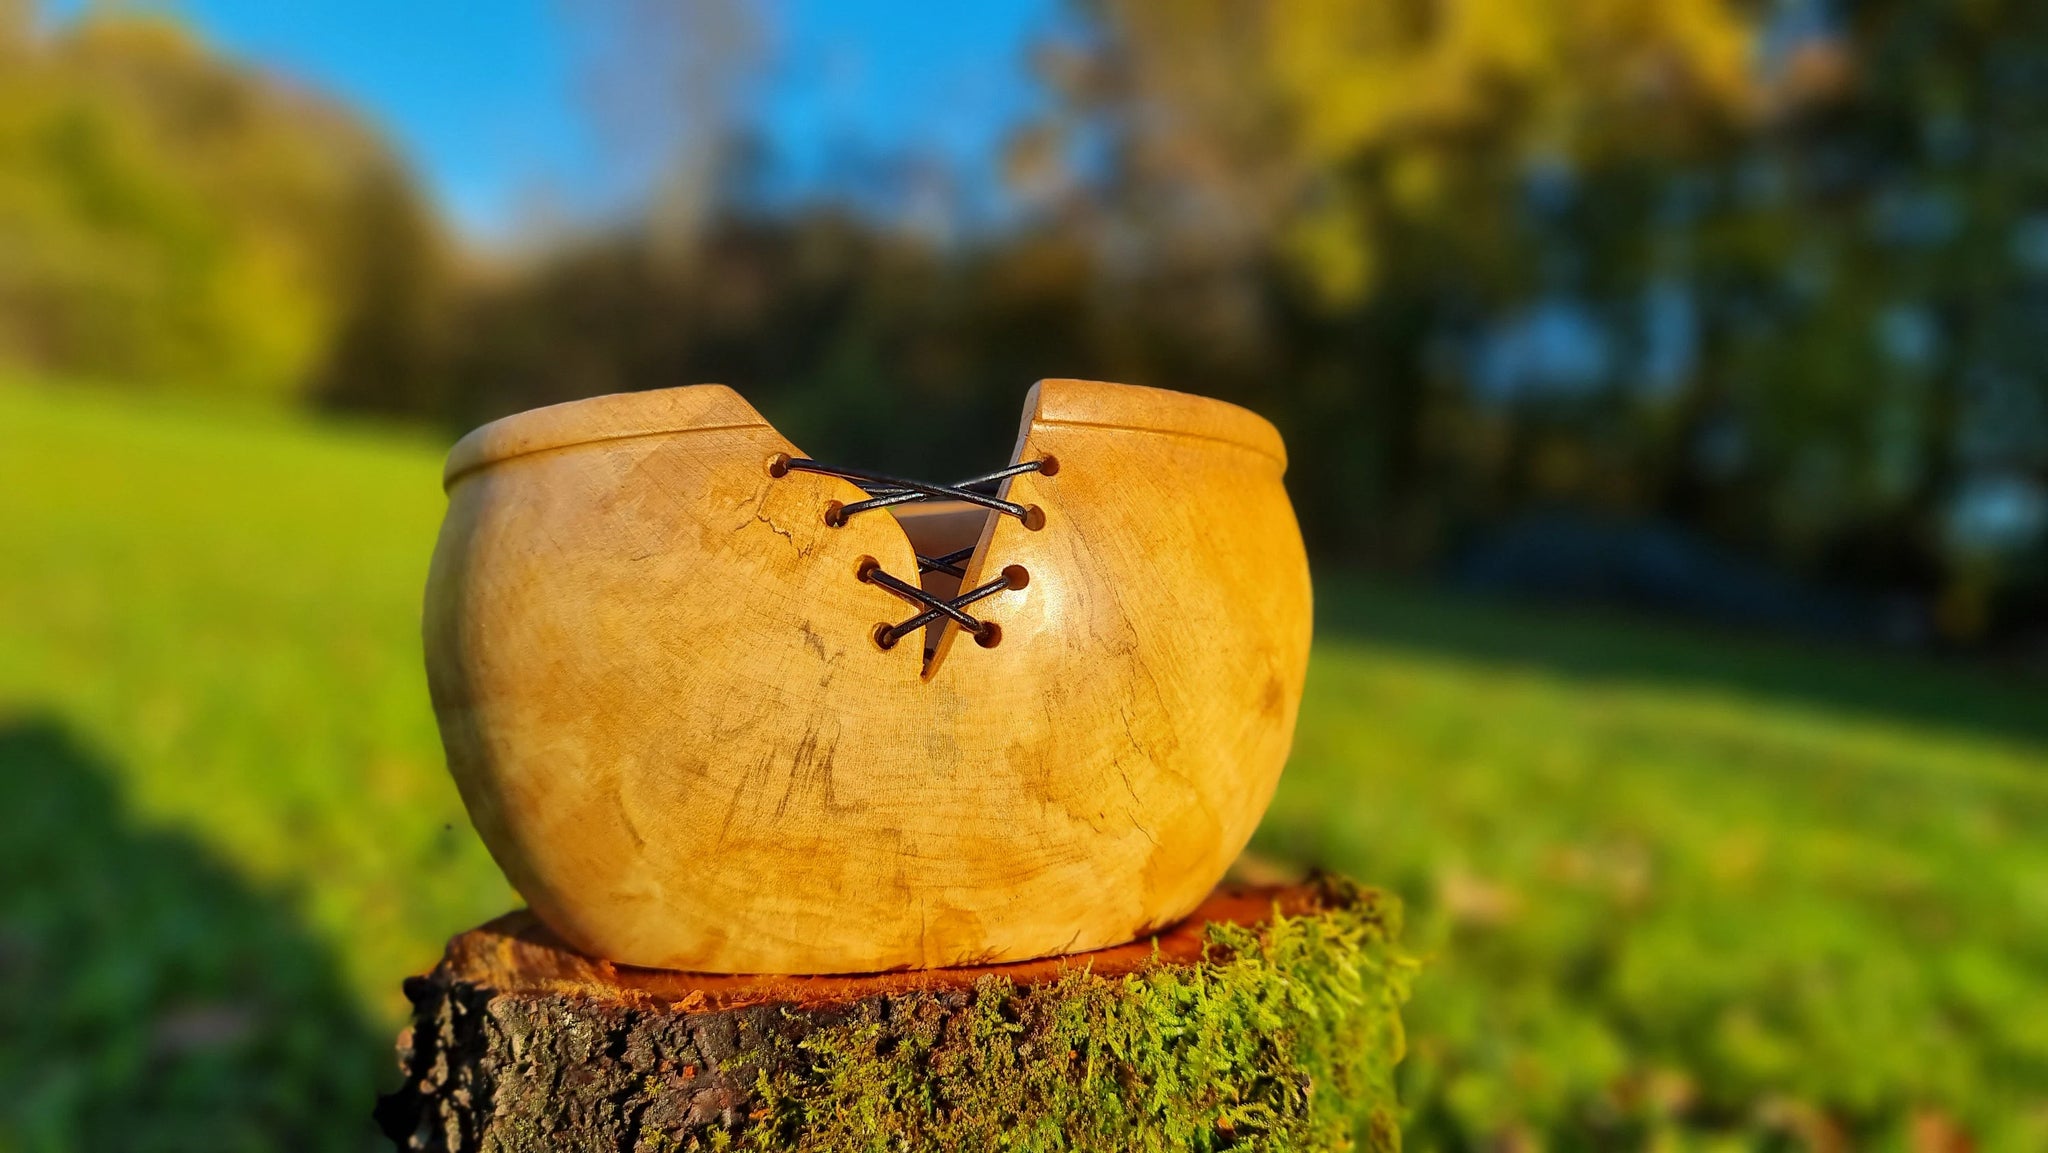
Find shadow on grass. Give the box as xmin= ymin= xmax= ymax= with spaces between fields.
xmin=0 ymin=715 xmax=384 ymax=1153
xmin=1312 ymin=574 xmax=2048 ymax=752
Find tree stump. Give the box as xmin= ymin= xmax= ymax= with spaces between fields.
xmin=376 ymin=876 xmax=1410 ymax=1153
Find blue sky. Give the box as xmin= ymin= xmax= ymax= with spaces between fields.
xmin=52 ymin=1 xmax=1057 ymax=240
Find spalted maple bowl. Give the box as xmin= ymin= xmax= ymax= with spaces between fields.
xmin=423 ymin=378 xmax=1312 ymax=973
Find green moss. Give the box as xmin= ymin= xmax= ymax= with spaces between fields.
xmin=725 ymin=880 xmax=1413 ymax=1153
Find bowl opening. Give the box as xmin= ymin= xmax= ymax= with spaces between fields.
xmin=887 ymin=500 xmax=993 ymax=659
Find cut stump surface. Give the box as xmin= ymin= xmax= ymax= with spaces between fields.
xmin=377 ymin=877 xmax=1410 ymax=1153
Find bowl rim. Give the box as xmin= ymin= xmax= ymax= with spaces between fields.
xmin=442 ymin=379 xmax=1286 ymax=492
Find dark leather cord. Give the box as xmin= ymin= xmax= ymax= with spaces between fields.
xmin=772 ymin=454 xmax=1050 ymax=650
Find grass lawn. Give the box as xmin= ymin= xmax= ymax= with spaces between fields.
xmin=3 ymin=380 xmax=2045 ymax=1151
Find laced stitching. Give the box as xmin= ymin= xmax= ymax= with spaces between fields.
xmin=773 ymin=455 xmax=1047 ymax=650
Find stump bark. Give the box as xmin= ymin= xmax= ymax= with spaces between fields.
xmin=375 ymin=876 xmax=1410 ymax=1153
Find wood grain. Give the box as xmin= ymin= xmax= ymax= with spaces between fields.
xmin=423 ymin=379 xmax=1312 ymax=972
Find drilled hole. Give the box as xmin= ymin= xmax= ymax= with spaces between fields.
xmin=766 ymin=452 xmax=792 ymax=478
xmin=974 ymin=622 xmax=1003 ymax=649
xmin=855 ymin=556 xmax=880 ymax=582
xmin=824 ymin=501 xmax=847 ymax=528
xmin=1021 ymin=505 xmax=1047 ymax=531
xmin=1002 ymin=564 xmax=1030 ymax=590
xmin=1036 ymin=455 xmax=1060 ymax=477
xmin=871 ymin=623 xmax=898 ymax=651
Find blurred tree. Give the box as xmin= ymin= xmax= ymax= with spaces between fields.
xmin=1048 ymin=0 xmax=1751 ymax=299
xmin=432 ymin=208 xmax=1110 ymax=476
xmin=1689 ymin=0 xmax=2048 ymax=636
xmin=0 ymin=5 xmax=446 ymax=400
xmin=558 ymin=0 xmax=764 ymax=252
xmin=1027 ymin=0 xmax=1758 ymax=561
xmin=1012 ymin=0 xmax=2045 ymax=634
xmin=309 ymin=161 xmax=452 ymax=416
xmin=0 ymin=0 xmax=28 ymax=51
xmin=14 ymin=0 xmax=2036 ymax=637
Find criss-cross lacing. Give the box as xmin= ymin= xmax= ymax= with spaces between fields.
xmin=768 ymin=453 xmax=1056 ymax=651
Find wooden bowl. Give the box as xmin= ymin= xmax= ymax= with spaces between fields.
xmin=424 ymin=379 xmax=1311 ymax=973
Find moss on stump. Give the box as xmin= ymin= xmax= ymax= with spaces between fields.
xmin=376 ymin=876 xmax=1411 ymax=1152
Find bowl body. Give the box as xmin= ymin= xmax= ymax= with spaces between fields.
xmin=424 ymin=379 xmax=1311 ymax=972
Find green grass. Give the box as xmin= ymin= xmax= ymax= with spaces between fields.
xmin=4 ymin=379 xmax=2046 ymax=1151
xmin=1274 ymin=586 xmax=2048 ymax=1150
xmin=0 ymin=382 xmax=509 ymax=1153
